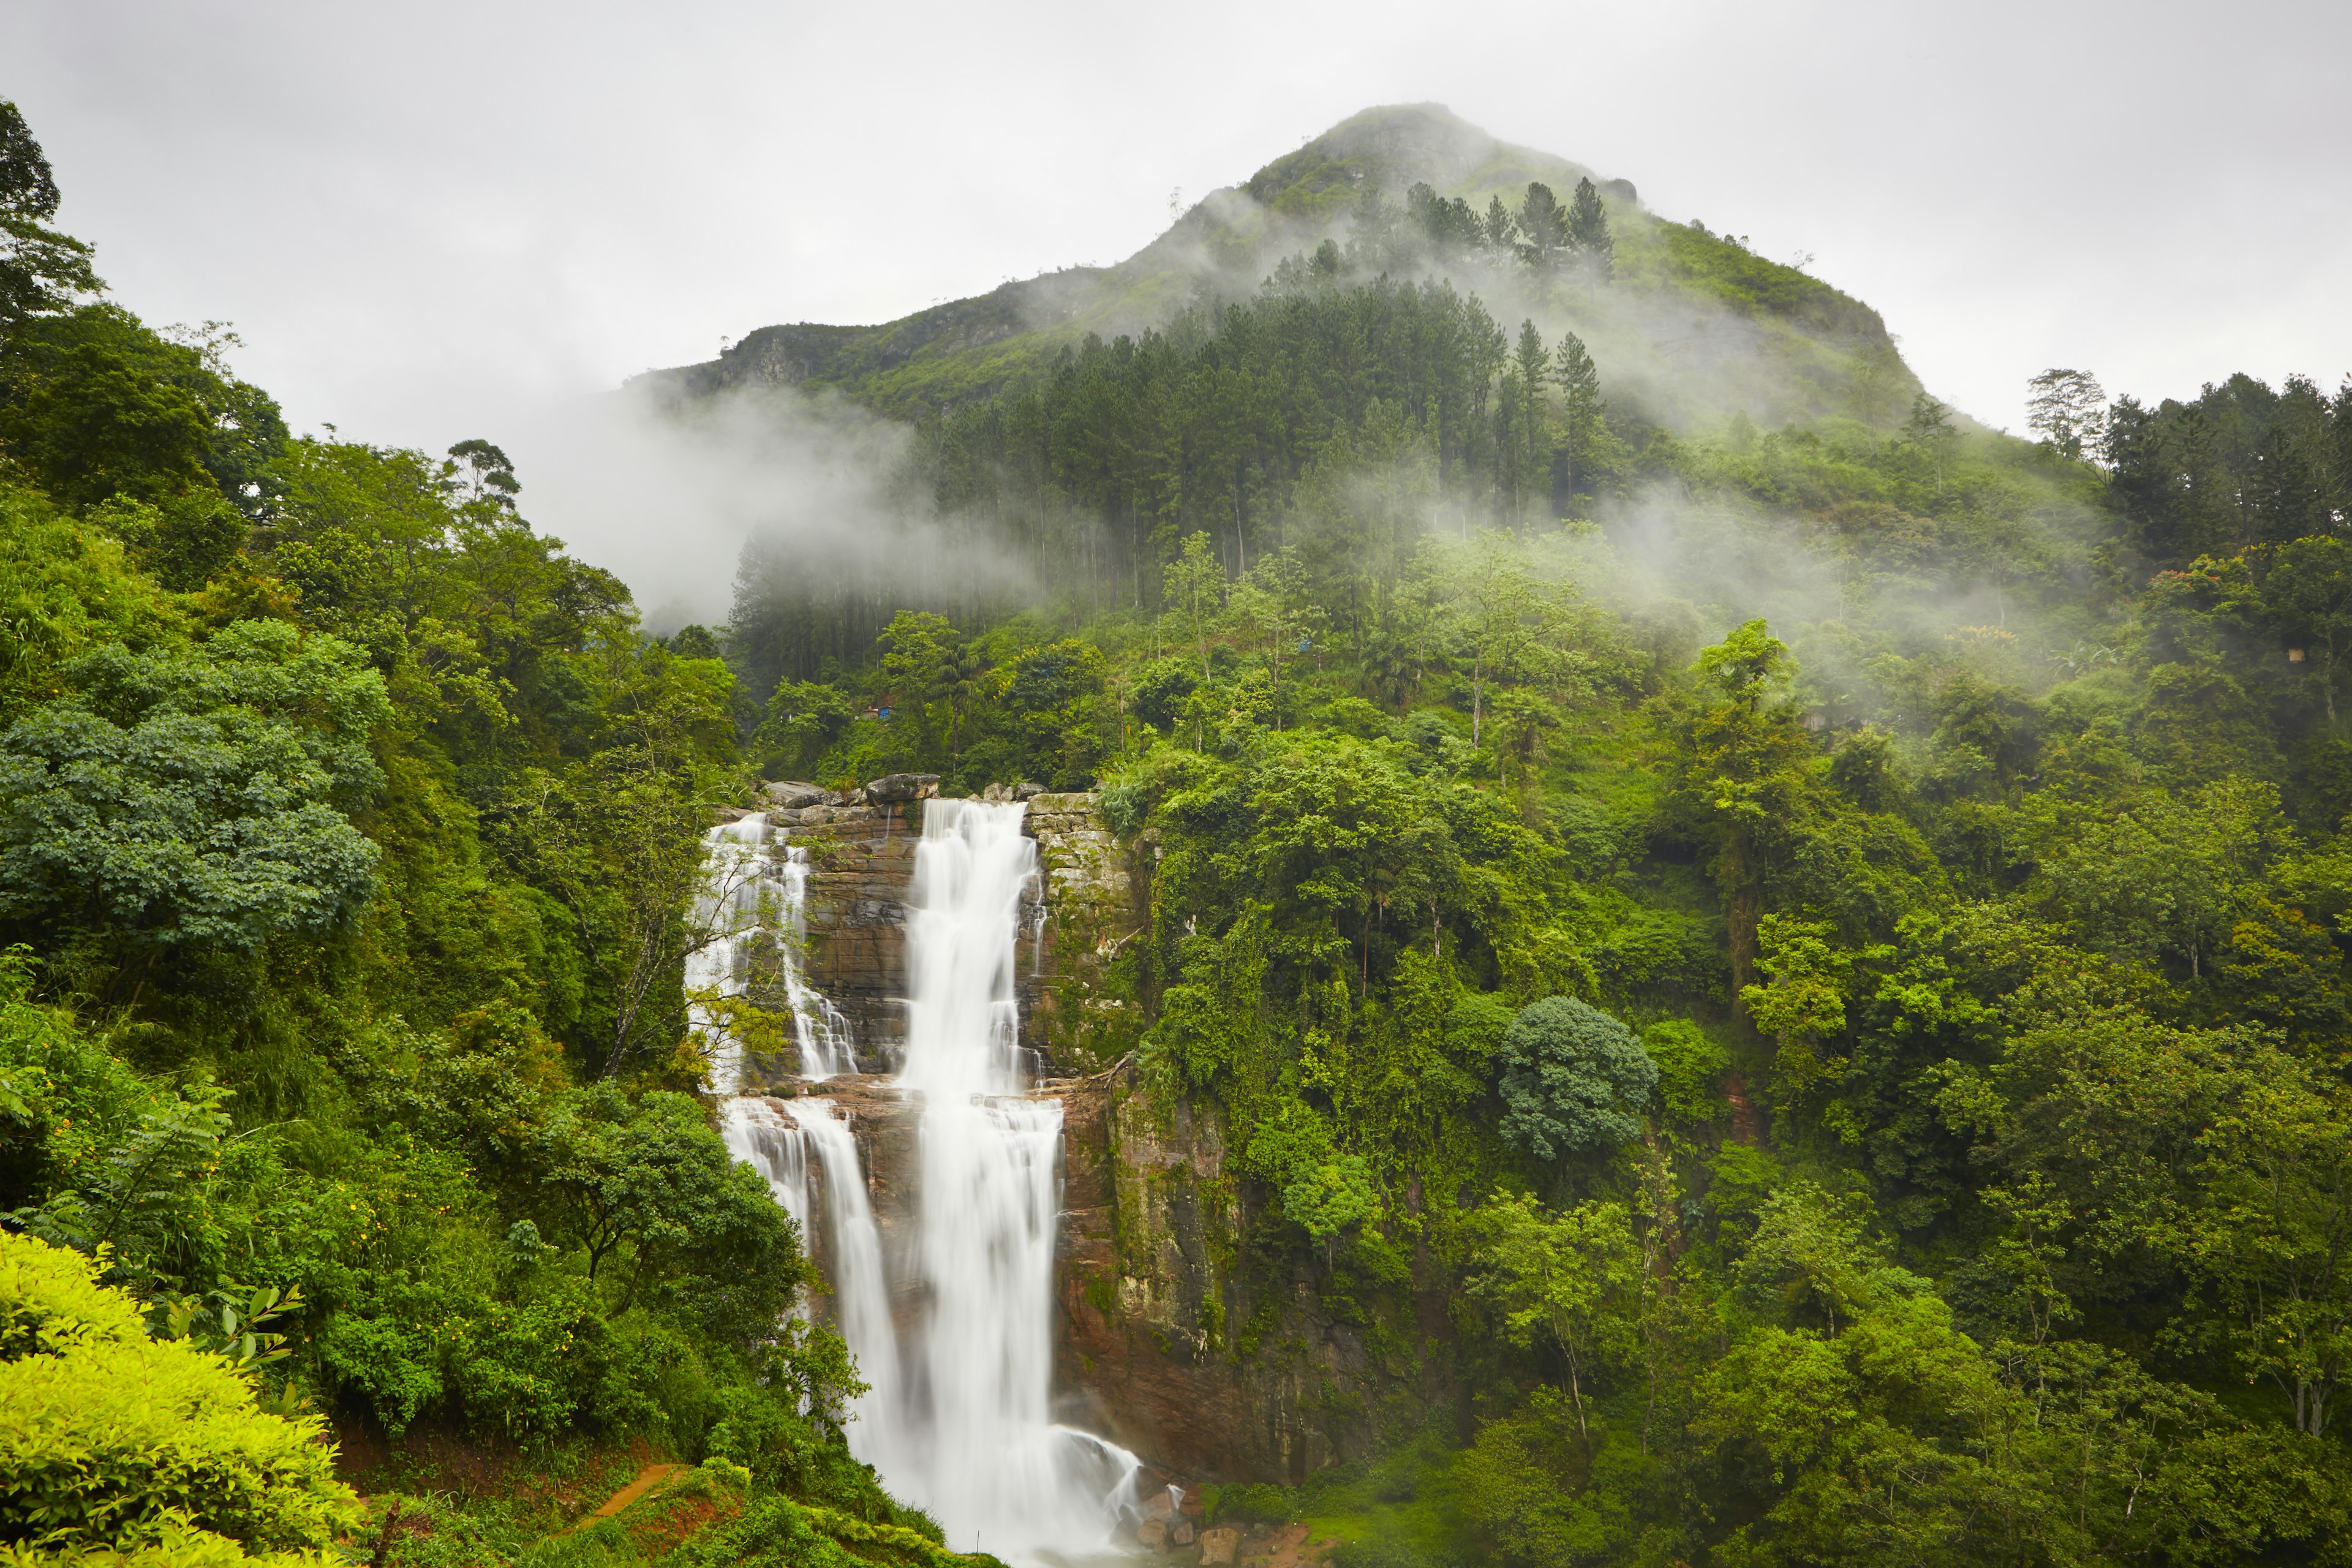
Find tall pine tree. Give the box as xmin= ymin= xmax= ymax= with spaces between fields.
xmin=1566 ymin=176 xmax=1614 ymax=287
xmin=1554 ymin=330 xmax=1605 ymax=500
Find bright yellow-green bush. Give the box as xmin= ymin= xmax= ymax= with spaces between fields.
xmin=0 ymin=1230 xmax=360 ymax=1558
xmin=0 ymin=1517 xmax=341 ymax=1567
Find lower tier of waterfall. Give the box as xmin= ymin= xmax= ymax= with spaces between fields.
xmin=699 ymin=805 xmax=1142 ymax=1562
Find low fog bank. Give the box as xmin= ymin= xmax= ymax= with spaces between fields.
xmin=505 ymin=383 xmax=1031 ymax=635
xmin=1574 ymin=476 xmax=2107 ymax=717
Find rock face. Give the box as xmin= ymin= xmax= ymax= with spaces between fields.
xmin=758 ymin=785 xmax=1144 ymax=1076
xmin=762 ymin=780 xmax=829 ymax=809
xmin=746 ymin=1076 xmax=924 ymax=1288
xmin=862 ymin=773 xmax=940 ymax=805
xmin=761 ymin=785 xmax=1422 ymax=1485
xmin=1019 ymin=793 xmax=1147 ymax=1074
xmin=1052 ymin=1061 xmax=1428 ymax=1484
xmin=762 ymin=796 xmax=922 ymax=1071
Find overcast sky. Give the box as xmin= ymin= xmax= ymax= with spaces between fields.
xmin=14 ymin=0 xmax=2351 ymax=586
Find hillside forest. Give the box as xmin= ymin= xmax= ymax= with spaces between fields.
xmin=9 ymin=91 xmax=2352 ymax=1568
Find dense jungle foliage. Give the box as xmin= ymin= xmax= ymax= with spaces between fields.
xmin=0 ymin=100 xmax=953 ymax=1566
xmin=12 ymin=80 xmax=2352 ymax=1567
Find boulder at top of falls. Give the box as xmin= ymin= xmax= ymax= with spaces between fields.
xmin=864 ymin=773 xmax=940 ymax=805
xmin=763 ymin=780 xmax=828 ymax=809
xmin=1013 ymin=781 xmax=1047 ymax=800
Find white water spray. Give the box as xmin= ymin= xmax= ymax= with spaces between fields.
xmin=785 ymin=1098 xmax=902 ymax=1439
xmin=720 ymin=1095 xmax=814 ymax=1243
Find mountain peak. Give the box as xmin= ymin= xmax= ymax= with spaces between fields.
xmin=635 ymin=104 xmax=1896 ymax=431
xmin=1243 ymin=104 xmax=1631 ymax=222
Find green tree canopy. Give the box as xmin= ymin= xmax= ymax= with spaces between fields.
xmin=0 ymin=99 xmax=100 ymax=329
xmin=0 ymin=620 xmax=387 ymax=956
xmin=1496 ymin=997 xmax=1657 ymax=1161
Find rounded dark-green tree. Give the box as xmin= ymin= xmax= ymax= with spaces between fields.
xmin=1497 ymin=996 xmax=1658 ymax=1161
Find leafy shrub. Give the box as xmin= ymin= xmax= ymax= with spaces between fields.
xmin=1641 ymin=1019 xmax=1730 ymax=1126
xmin=85 ymin=492 xmax=248 ymax=593
xmin=0 ymin=1228 xmax=359 ymax=1556
xmin=0 ymin=483 xmax=179 ymax=729
xmin=1129 ymin=657 xmax=1198 ymax=730
xmin=1202 ymin=1482 xmax=1298 ymax=1525
xmin=0 ymin=1516 xmax=342 ymax=1566
xmin=663 ymin=1493 xmax=975 ymax=1568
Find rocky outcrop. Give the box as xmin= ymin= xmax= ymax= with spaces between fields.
xmin=1020 ymin=793 xmax=1147 ymax=1074
xmin=1051 ymin=1062 xmax=1428 ymax=1485
xmin=862 ymin=773 xmax=940 ymax=805
xmin=761 ymin=780 xmax=829 ymax=809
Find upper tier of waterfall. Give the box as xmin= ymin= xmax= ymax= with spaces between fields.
xmin=898 ymin=799 xmax=1038 ymax=1099
xmin=687 ymin=812 xmax=855 ymax=1090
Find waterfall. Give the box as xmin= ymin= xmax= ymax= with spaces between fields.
xmin=687 ymin=812 xmax=856 ymax=1090
xmin=696 ymin=799 xmax=1140 ymax=1564
xmin=775 ymin=845 xmax=858 ymax=1080
xmin=879 ymin=799 xmax=1140 ymax=1558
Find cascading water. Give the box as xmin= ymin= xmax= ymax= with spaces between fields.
xmin=775 ymin=845 xmax=858 ymax=1080
xmin=874 ymin=799 xmax=1140 ymax=1558
xmin=687 ymin=813 xmax=856 ymax=1091
xmin=783 ymin=1097 xmax=902 ymax=1439
xmin=721 ymin=1096 xmax=815 ymax=1244
xmin=695 ymin=800 xmax=1141 ymax=1563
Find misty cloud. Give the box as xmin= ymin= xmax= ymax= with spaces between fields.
xmin=510 ymin=383 xmax=1032 ymax=635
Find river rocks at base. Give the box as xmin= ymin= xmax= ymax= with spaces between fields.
xmin=1139 ymin=1517 xmax=1168 ymax=1550
xmin=1199 ymin=1527 xmax=1238 ymax=1565
xmin=1172 ymin=1517 xmax=1195 ymax=1546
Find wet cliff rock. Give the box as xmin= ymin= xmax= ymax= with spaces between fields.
xmin=752 ymin=785 xmax=1142 ymax=1077
xmin=1019 ymin=792 xmax=1148 ymax=1074
xmin=763 ymin=796 xmax=922 ymax=1071
xmin=1051 ymin=1062 xmax=1442 ymax=1485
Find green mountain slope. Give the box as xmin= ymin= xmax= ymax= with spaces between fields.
xmin=633 ymin=104 xmax=1912 ymax=431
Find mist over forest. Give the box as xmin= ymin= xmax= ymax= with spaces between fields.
xmin=6 ymin=88 xmax=2352 ymax=1568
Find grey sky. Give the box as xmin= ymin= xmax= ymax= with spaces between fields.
xmin=14 ymin=0 xmax=2350 ymax=524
